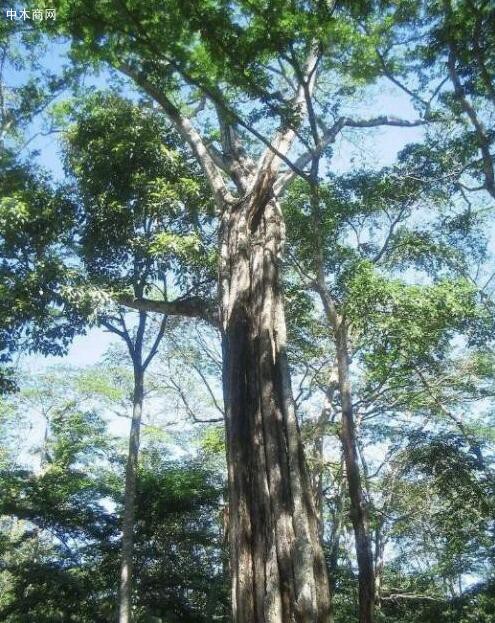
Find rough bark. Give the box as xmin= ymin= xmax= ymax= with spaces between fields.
xmin=335 ymin=323 xmax=375 ymax=623
xmin=220 ymin=194 xmax=331 ymax=623
xmin=119 ymin=362 xmax=144 ymax=623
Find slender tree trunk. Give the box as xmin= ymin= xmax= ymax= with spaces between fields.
xmin=373 ymin=523 xmax=385 ymax=608
xmin=335 ymin=323 xmax=375 ymax=623
xmin=119 ymin=362 xmax=144 ymax=623
xmin=219 ymin=196 xmax=331 ymax=623
xmin=317 ymin=280 xmax=375 ymax=623
xmin=311 ymin=367 xmax=338 ymax=538
xmin=327 ymin=466 xmax=345 ymax=623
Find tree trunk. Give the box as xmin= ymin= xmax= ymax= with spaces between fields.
xmin=119 ymin=363 xmax=144 ymax=623
xmin=219 ymin=196 xmax=331 ymax=623
xmin=326 ymin=457 xmax=345 ymax=623
xmin=335 ymin=323 xmax=375 ymax=623
xmin=311 ymin=367 xmax=338 ymax=539
xmin=374 ymin=523 xmax=385 ymax=608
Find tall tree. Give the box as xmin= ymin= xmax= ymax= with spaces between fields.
xmin=43 ymin=4 xmax=432 ymax=618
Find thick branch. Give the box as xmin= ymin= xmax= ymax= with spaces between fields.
xmin=215 ymin=106 xmax=255 ymax=192
xmin=119 ymin=295 xmax=218 ymax=326
xmin=118 ymin=63 xmax=233 ymax=207
xmin=252 ymin=46 xmax=320 ymax=193
xmin=381 ymin=593 xmax=443 ymax=602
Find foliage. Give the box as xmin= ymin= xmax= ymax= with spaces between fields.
xmin=1 ymin=1 xmax=495 ymax=621
xmin=64 ymin=93 xmax=215 ymax=296
xmin=0 ymin=368 xmax=228 ymax=622
xmin=0 ymin=151 xmax=81 ymax=391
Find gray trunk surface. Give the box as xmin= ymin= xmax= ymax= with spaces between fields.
xmin=220 ymin=196 xmax=331 ymax=623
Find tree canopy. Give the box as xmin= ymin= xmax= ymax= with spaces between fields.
xmin=1 ymin=2 xmax=494 ymax=623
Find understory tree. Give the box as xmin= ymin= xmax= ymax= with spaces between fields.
xmin=0 ymin=365 xmax=228 ymax=623
xmin=63 ymin=93 xmax=215 ymax=622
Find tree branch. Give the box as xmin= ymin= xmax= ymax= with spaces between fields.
xmin=100 ymin=319 xmax=134 ymax=355
xmin=119 ymin=295 xmax=218 ymax=326
xmin=143 ymin=315 xmax=168 ymax=370
xmin=445 ymin=45 xmax=495 ymax=198
xmin=275 ymin=115 xmax=427 ymax=195
xmin=118 ymin=63 xmax=233 ymax=207
xmin=253 ymin=46 xmax=320 ymax=193
xmin=168 ymin=376 xmax=224 ymax=424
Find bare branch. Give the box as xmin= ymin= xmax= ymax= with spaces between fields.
xmin=119 ymin=294 xmax=218 ymax=326
xmin=190 ymin=361 xmax=224 ymax=417
xmin=168 ymin=376 xmax=224 ymax=424
xmin=372 ymin=203 xmax=410 ymax=263
xmin=374 ymin=47 xmax=429 ymax=107
xmin=253 ymin=46 xmax=320 ymax=192
xmin=100 ymin=319 xmax=134 ymax=355
xmin=381 ymin=593 xmax=444 ymax=602
xmin=143 ymin=315 xmax=168 ymax=370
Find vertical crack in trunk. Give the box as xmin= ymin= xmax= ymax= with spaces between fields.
xmin=220 ymin=196 xmax=331 ymax=623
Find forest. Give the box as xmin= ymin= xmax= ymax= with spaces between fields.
xmin=0 ymin=1 xmax=494 ymax=622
